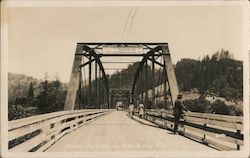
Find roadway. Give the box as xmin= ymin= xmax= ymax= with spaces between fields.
xmin=46 ymin=111 xmax=215 ymax=152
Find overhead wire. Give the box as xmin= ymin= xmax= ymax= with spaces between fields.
xmin=126 ymin=7 xmax=137 ymax=38
xmin=122 ymin=7 xmax=132 ymax=38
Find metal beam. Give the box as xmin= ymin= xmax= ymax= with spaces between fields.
xmin=77 ymin=42 xmax=168 ymax=45
xmin=64 ymin=45 xmax=83 ymax=110
xmin=100 ymin=54 xmax=163 ymax=57
xmin=80 ymin=58 xmax=96 ymax=68
xmin=131 ymin=46 xmax=162 ymax=99
xmin=82 ymin=45 xmax=110 ymax=109
xmin=101 ymin=61 xmax=135 ymax=64
xmin=161 ymin=44 xmax=179 ymax=108
xmin=163 ymin=61 xmax=168 ymax=109
xmin=78 ymin=68 xmax=82 ymax=109
xmin=75 ymin=53 xmax=165 ymax=57
xmin=147 ymin=57 xmax=165 ymax=67
xmin=145 ymin=60 xmax=148 ymax=108
xmin=95 ymin=61 xmax=98 ymax=108
xmin=152 ymin=55 xmax=156 ymax=109
xmin=99 ymin=68 xmax=102 ymax=108
xmin=104 ymin=68 xmax=137 ymax=70
xmin=89 ymin=55 xmax=92 ymax=105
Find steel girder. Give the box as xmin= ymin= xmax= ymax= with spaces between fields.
xmin=131 ymin=46 xmax=162 ymax=99
xmin=81 ymin=45 xmax=110 ymax=109
xmin=64 ymin=44 xmax=110 ymax=110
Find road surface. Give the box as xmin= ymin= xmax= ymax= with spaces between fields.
xmin=47 ymin=111 xmax=215 ymax=152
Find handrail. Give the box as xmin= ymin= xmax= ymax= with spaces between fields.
xmin=8 ymin=109 xmax=112 ymax=152
xmin=140 ymin=109 xmax=243 ymax=151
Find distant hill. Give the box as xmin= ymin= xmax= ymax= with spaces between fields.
xmin=8 ymin=73 xmax=42 ymax=103
xmin=107 ymin=49 xmax=243 ymax=101
xmin=175 ymin=50 xmax=243 ymax=100
xmin=8 ymin=73 xmax=67 ymax=103
xmin=108 ymin=62 xmax=140 ymax=89
xmin=8 ymin=73 xmax=68 ymax=120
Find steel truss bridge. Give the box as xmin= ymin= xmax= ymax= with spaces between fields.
xmin=8 ymin=43 xmax=244 ymax=153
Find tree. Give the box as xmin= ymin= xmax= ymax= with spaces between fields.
xmin=37 ymin=79 xmax=49 ymax=113
xmin=27 ymin=82 xmax=34 ymax=98
xmin=36 ymin=74 xmax=66 ymax=114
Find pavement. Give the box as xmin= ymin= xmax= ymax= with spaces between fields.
xmin=46 ymin=111 xmax=215 ymax=152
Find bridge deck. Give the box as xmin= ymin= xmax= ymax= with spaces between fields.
xmin=46 ymin=111 xmax=215 ymax=152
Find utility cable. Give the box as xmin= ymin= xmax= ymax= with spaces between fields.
xmin=126 ymin=7 xmax=137 ymax=38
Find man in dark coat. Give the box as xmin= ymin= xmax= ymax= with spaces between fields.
xmin=173 ymin=94 xmax=188 ymax=134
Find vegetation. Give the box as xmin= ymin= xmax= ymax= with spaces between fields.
xmin=27 ymin=82 xmax=34 ymax=98
xmin=183 ymin=98 xmax=242 ymax=116
xmin=8 ymin=73 xmax=41 ymax=103
xmin=36 ymin=78 xmax=66 ymax=114
xmin=8 ymin=73 xmax=66 ymax=120
xmin=108 ymin=63 xmax=139 ymax=89
xmin=175 ymin=49 xmax=243 ymax=100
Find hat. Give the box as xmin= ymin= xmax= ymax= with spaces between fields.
xmin=177 ymin=94 xmax=182 ymax=99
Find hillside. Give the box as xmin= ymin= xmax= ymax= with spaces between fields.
xmin=175 ymin=50 xmax=243 ymax=100
xmin=8 ymin=73 xmax=67 ymax=104
xmin=8 ymin=73 xmax=42 ymax=103
xmin=106 ymin=50 xmax=243 ymax=101
xmin=108 ymin=62 xmax=140 ymax=89
xmin=8 ymin=73 xmax=68 ymax=120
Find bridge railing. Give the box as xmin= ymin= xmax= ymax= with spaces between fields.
xmin=139 ymin=109 xmax=243 ymax=151
xmin=8 ymin=109 xmax=112 ymax=152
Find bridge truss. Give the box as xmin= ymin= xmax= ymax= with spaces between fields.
xmin=64 ymin=43 xmax=179 ymax=111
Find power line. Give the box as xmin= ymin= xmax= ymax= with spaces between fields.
xmin=122 ymin=7 xmax=132 ymax=38
xmin=126 ymin=7 xmax=137 ymax=38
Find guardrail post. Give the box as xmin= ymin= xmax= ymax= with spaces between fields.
xmin=183 ymin=115 xmax=186 ymax=135
xmin=236 ymin=129 xmax=241 ymax=150
xmin=203 ymin=123 xmax=207 ymax=143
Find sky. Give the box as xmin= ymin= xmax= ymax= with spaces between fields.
xmin=8 ymin=4 xmax=245 ymax=82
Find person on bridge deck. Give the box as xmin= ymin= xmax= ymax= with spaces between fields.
xmin=138 ymin=102 xmax=144 ymax=118
xmin=173 ymin=94 xmax=189 ymax=134
xmin=128 ymin=102 xmax=134 ymax=116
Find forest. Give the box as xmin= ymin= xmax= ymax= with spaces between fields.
xmin=175 ymin=49 xmax=243 ymax=100
xmin=8 ymin=49 xmax=243 ymax=120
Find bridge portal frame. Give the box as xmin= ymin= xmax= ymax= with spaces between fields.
xmin=64 ymin=43 xmax=179 ymax=110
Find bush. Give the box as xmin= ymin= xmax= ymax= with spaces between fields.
xmin=8 ymin=104 xmax=38 ymax=121
xmin=211 ymin=100 xmax=230 ymax=115
xmin=183 ymin=98 xmax=242 ymax=116
xmin=183 ymin=99 xmax=210 ymax=113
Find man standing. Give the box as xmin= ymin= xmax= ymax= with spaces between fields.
xmin=173 ymin=94 xmax=188 ymax=134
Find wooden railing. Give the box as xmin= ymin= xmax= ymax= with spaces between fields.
xmin=8 ymin=109 xmax=112 ymax=152
xmin=141 ymin=109 xmax=243 ymax=151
